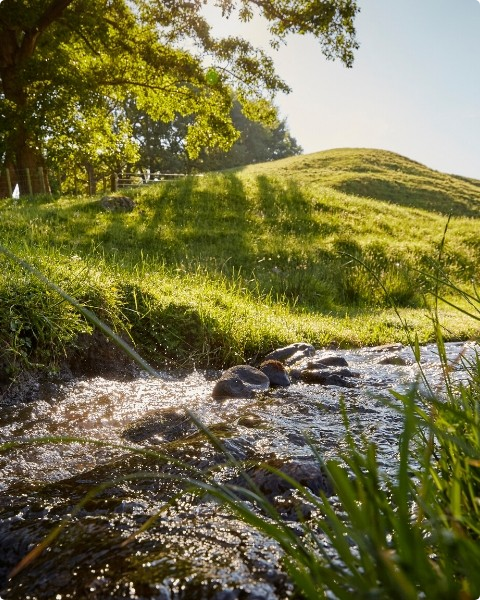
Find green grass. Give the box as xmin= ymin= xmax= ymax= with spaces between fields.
xmin=1 ymin=149 xmax=480 ymax=597
xmin=0 ymin=147 xmax=479 ymax=374
xmin=240 ymin=147 xmax=480 ymax=216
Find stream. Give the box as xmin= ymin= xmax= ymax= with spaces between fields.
xmin=0 ymin=341 xmax=477 ymax=599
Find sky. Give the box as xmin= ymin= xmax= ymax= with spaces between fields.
xmin=205 ymin=0 xmax=480 ymax=179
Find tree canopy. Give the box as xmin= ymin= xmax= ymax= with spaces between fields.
xmin=127 ymin=98 xmax=303 ymax=175
xmin=0 ymin=0 xmax=359 ymax=195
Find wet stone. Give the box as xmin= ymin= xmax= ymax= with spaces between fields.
xmin=247 ymin=458 xmax=334 ymax=501
xmin=259 ymin=360 xmax=290 ymax=386
xmin=369 ymin=343 xmax=404 ymax=352
xmin=272 ymin=489 xmax=318 ymax=520
xmin=308 ymin=354 xmax=349 ymax=368
xmin=114 ymin=500 xmax=150 ymax=514
xmin=284 ymin=351 xmax=313 ymax=366
xmin=212 ymin=365 xmax=270 ymax=399
xmin=122 ymin=408 xmax=197 ymax=443
xmin=263 ymin=342 xmax=315 ymax=364
xmin=237 ymin=414 xmax=265 ymax=428
xmin=298 ymin=369 xmax=357 ymax=388
xmin=221 ymin=436 xmax=256 ymax=460
xmin=377 ymin=354 xmax=408 ymax=366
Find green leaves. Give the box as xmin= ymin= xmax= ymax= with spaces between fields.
xmin=205 ymin=68 xmax=220 ymax=86
xmin=1 ymin=0 xmax=359 ymax=188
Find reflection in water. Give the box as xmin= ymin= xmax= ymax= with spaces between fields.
xmin=0 ymin=341 xmax=477 ymax=598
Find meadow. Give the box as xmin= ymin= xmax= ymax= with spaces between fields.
xmin=1 ymin=148 xmax=480 ymax=599
xmin=0 ymin=147 xmax=479 ymax=376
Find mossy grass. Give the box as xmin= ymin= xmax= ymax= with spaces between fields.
xmin=0 ymin=148 xmax=479 ymax=374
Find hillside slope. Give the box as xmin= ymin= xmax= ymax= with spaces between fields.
xmin=239 ymin=148 xmax=480 ymax=216
xmin=0 ymin=147 xmax=479 ymax=372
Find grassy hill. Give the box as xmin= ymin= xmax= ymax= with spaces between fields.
xmin=0 ymin=148 xmax=479 ymax=373
xmin=240 ymin=148 xmax=480 ymax=216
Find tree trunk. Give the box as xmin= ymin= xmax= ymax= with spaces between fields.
xmin=110 ymin=172 xmax=118 ymax=192
xmin=15 ymin=140 xmax=50 ymax=196
xmin=85 ymin=163 xmax=97 ymax=195
xmin=0 ymin=6 xmax=77 ymax=195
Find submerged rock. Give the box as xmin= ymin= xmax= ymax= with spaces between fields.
xmin=377 ymin=354 xmax=408 ymax=366
xmin=369 ymin=343 xmax=404 ymax=352
xmin=237 ymin=414 xmax=265 ymax=428
xmin=122 ymin=408 xmax=197 ymax=443
xmin=247 ymin=458 xmax=334 ymax=500
xmin=299 ymin=370 xmax=357 ymax=388
xmin=212 ymin=365 xmax=270 ymax=399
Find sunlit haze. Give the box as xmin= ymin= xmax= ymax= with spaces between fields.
xmin=205 ymin=0 xmax=480 ymax=178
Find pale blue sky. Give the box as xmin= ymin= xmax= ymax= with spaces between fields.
xmin=206 ymin=0 xmax=480 ymax=178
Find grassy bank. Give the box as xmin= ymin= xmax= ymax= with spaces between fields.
xmin=0 ymin=148 xmax=479 ymax=375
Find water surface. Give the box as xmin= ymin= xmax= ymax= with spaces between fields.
xmin=0 ymin=341 xmax=476 ymax=599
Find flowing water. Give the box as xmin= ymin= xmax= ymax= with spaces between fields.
xmin=0 ymin=341 xmax=476 ymax=599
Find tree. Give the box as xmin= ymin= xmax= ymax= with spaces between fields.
xmin=0 ymin=0 xmax=359 ymax=196
xmin=199 ymin=100 xmax=303 ymax=170
xmin=127 ymin=98 xmax=303 ymax=173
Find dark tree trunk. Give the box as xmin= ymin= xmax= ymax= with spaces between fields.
xmin=0 ymin=59 xmax=49 ymax=195
xmin=110 ymin=172 xmax=118 ymax=192
xmin=85 ymin=163 xmax=97 ymax=195
xmin=0 ymin=1 xmax=74 ymax=195
xmin=15 ymin=137 xmax=50 ymax=195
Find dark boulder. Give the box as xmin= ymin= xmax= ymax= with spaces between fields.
xmin=299 ymin=369 xmax=356 ymax=388
xmin=212 ymin=365 xmax=270 ymax=399
xmin=259 ymin=360 xmax=291 ymax=386
xmin=263 ymin=342 xmax=315 ymax=365
xmin=308 ymin=355 xmax=349 ymax=368
xmin=100 ymin=195 xmax=135 ymax=212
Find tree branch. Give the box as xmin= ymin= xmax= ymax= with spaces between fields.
xmin=36 ymin=0 xmax=77 ymax=33
xmin=19 ymin=0 xmax=76 ymax=62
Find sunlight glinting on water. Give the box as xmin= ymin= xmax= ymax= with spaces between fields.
xmin=0 ymin=342 xmax=477 ymax=492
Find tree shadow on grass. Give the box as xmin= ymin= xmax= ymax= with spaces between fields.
xmin=254 ymin=175 xmax=339 ymax=239
xmin=336 ymin=176 xmax=480 ymax=217
xmin=132 ymin=174 xmax=256 ymax=267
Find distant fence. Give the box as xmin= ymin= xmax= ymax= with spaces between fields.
xmin=113 ymin=171 xmax=189 ymax=191
xmin=0 ymin=168 xmax=192 ymax=198
xmin=0 ymin=167 xmax=50 ymax=198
